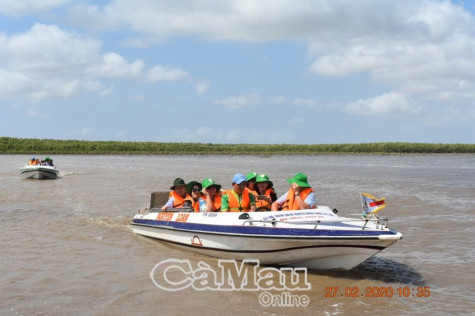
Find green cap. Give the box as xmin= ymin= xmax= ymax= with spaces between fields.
xmin=246 ymin=172 xmax=257 ymax=181
xmin=44 ymin=156 xmax=52 ymax=161
xmin=256 ymin=173 xmax=273 ymax=188
xmin=287 ymin=172 xmax=311 ymax=188
xmin=201 ymin=178 xmax=221 ymax=191
xmin=186 ymin=181 xmax=202 ymax=195
xmin=170 ymin=178 xmax=186 ymax=190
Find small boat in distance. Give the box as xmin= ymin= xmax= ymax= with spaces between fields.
xmin=131 ymin=191 xmax=402 ymax=270
xmin=20 ymin=156 xmax=59 ymax=180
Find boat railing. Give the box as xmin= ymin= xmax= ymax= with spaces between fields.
xmin=149 ymin=207 xmax=194 ymax=213
xmin=240 ymin=215 xmax=389 ymax=230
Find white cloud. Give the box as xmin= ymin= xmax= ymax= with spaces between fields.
xmin=0 ymin=23 xmax=193 ymax=101
xmin=146 ymin=66 xmax=190 ymax=82
xmin=306 ymin=0 xmax=475 ymax=108
xmin=85 ymin=52 xmax=144 ymax=79
xmin=214 ymin=94 xmax=261 ymax=109
xmin=292 ymin=98 xmax=317 ymax=107
xmin=0 ymin=24 xmax=106 ymax=99
xmin=90 ymin=1 xmax=474 ymax=108
xmin=0 ymin=0 xmax=69 ymax=16
xmin=344 ymin=92 xmax=421 ymax=116
xmin=195 ymin=82 xmax=210 ymax=95
xmin=67 ymin=3 xmax=121 ymax=32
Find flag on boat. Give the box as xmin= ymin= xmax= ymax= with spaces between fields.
xmin=360 ymin=192 xmax=386 ymax=216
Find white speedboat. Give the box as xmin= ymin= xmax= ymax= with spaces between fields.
xmin=131 ymin=199 xmax=402 ymax=270
xmin=20 ymin=165 xmax=59 ymax=179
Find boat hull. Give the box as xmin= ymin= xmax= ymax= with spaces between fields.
xmin=131 ymin=208 xmax=402 ymax=270
xmin=20 ymin=166 xmax=59 ymax=179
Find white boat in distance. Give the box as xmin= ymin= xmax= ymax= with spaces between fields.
xmin=131 ymin=195 xmax=402 ymax=270
xmin=20 ymin=165 xmax=59 ymax=179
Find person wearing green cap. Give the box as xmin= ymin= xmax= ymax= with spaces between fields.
xmin=246 ymin=172 xmax=258 ymax=196
xmin=271 ymin=172 xmax=316 ymax=211
xmin=254 ymin=174 xmax=277 ymax=211
xmin=162 ymin=178 xmax=193 ymax=211
xmin=43 ymin=157 xmax=54 ymax=167
xmin=198 ymin=178 xmax=222 ymax=212
xmin=186 ymin=181 xmax=203 ymax=212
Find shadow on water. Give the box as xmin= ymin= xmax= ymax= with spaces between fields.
xmin=308 ymin=257 xmax=425 ymax=286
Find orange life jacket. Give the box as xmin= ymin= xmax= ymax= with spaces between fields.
xmin=255 ymin=188 xmax=275 ymax=211
xmin=247 ymin=188 xmax=258 ymax=197
xmin=224 ymin=189 xmax=252 ymax=212
xmin=281 ymin=188 xmax=314 ymax=211
xmin=169 ymin=191 xmax=193 ymax=208
xmin=196 ymin=192 xmax=222 ymax=212
xmin=193 ymin=199 xmax=199 ymax=212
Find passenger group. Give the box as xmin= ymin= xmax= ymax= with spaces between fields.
xmin=28 ymin=156 xmax=55 ymax=167
xmin=161 ymin=172 xmax=316 ymax=212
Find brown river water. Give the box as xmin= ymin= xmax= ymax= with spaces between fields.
xmin=1 ymin=154 xmax=474 ymax=315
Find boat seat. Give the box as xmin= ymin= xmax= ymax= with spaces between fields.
xmin=150 ymin=191 xmax=170 ymax=209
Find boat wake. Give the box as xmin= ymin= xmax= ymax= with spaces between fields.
xmin=310 ymin=257 xmax=425 ymax=285
xmin=59 ymin=171 xmax=80 ymax=177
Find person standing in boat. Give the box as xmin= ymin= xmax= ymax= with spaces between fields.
xmin=161 ymin=178 xmax=193 ymax=211
xmin=271 ymin=172 xmax=316 ymax=211
xmin=186 ymin=180 xmax=203 ymax=212
xmin=254 ymin=174 xmax=277 ymax=211
xmin=198 ymin=178 xmax=222 ymax=212
xmin=221 ymin=173 xmax=256 ymax=212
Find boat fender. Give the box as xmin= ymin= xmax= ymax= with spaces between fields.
xmin=333 ymin=208 xmax=338 ymax=214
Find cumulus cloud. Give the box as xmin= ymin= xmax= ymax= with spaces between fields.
xmin=101 ymin=0 xmax=318 ymax=41
xmin=84 ymin=1 xmax=474 ymax=107
xmin=214 ymin=94 xmax=261 ymax=109
xmin=0 ymin=0 xmax=68 ymax=16
xmin=307 ymin=0 xmax=475 ymax=106
xmin=146 ymin=66 xmax=190 ymax=82
xmin=0 ymin=24 xmax=112 ymax=99
xmin=344 ymin=92 xmax=421 ymax=116
xmin=0 ymin=23 xmax=192 ymax=101
xmin=2 ymin=0 xmax=475 ymax=128
xmin=86 ymin=52 xmax=144 ymax=78
xmin=67 ymin=3 xmax=121 ymax=32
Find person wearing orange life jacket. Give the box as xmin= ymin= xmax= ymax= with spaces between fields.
xmin=254 ymin=174 xmax=277 ymax=212
xmin=271 ymin=172 xmax=316 ymax=211
xmin=246 ymin=172 xmax=258 ymax=197
xmin=162 ymin=178 xmax=194 ymax=211
xmin=186 ymin=180 xmax=203 ymax=212
xmin=198 ymin=178 xmax=222 ymax=212
xmin=28 ymin=157 xmax=36 ymax=165
xmin=221 ymin=173 xmax=256 ymax=212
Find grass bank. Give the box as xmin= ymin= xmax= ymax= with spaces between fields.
xmin=1 ymin=137 xmax=474 ymax=155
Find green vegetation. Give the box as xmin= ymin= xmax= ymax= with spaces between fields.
xmin=0 ymin=137 xmax=474 ymax=155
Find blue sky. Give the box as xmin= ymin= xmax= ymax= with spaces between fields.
xmin=0 ymin=0 xmax=474 ymax=144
